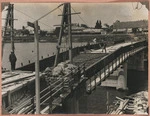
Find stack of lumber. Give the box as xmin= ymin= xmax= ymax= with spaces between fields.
xmin=108 ymin=91 xmax=148 ymax=115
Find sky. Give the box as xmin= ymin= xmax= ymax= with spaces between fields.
xmin=2 ymin=2 xmax=148 ymax=31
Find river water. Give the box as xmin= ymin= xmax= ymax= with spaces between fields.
xmin=79 ymin=69 xmax=148 ymax=114
xmin=2 ymin=42 xmax=86 ymax=70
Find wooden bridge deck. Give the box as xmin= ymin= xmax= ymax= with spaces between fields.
xmin=73 ymin=53 xmax=107 ymax=68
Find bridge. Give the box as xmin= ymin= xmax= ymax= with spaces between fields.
xmin=2 ymin=40 xmax=147 ymax=114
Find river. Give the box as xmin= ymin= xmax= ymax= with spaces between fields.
xmin=2 ymin=42 xmax=86 ymax=70
xmin=78 ymin=69 xmax=148 ymax=114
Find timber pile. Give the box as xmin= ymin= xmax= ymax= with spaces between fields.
xmin=108 ymin=91 xmax=148 ymax=115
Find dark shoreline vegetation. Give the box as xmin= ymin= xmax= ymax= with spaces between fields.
xmin=3 ymin=33 xmax=147 ymax=43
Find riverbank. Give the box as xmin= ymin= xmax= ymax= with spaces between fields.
xmin=3 ymin=33 xmax=147 ymax=43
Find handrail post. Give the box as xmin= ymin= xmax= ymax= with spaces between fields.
xmin=95 ymin=74 xmax=97 ymax=88
xmin=99 ymin=70 xmax=102 ymax=85
xmin=115 ymin=57 xmax=117 ymax=69
xmin=108 ymin=63 xmax=110 ymax=74
xmin=119 ymin=55 xmax=121 ymax=65
xmin=31 ymin=97 xmax=35 ymax=114
xmin=89 ymin=77 xmax=92 ymax=93
xmin=112 ymin=60 xmax=114 ymax=71
xmin=49 ymin=85 xmax=52 ymax=114
xmin=94 ymin=69 xmax=96 ymax=89
xmin=104 ymin=60 xmax=106 ymax=77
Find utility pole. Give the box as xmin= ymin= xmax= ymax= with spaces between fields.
xmin=68 ymin=3 xmax=73 ymax=63
xmin=54 ymin=3 xmax=80 ymax=66
xmin=2 ymin=4 xmax=10 ymax=58
xmin=28 ymin=21 xmax=40 ymax=114
xmin=34 ymin=21 xmax=40 ymax=114
xmin=2 ymin=4 xmax=17 ymax=58
xmin=54 ymin=3 xmax=66 ymax=67
xmin=3 ymin=4 xmax=11 ymax=37
xmin=10 ymin=4 xmax=15 ymax=53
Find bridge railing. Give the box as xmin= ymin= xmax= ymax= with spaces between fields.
xmin=14 ymin=63 xmax=85 ymax=114
xmin=85 ymin=40 xmax=147 ymax=79
xmin=38 ymin=40 xmax=147 ymax=113
xmin=84 ymin=40 xmax=147 ymax=93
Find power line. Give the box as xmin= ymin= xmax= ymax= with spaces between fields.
xmin=37 ymin=3 xmax=63 ymax=21
xmin=4 ymin=4 xmax=64 ymax=37
xmin=15 ymin=3 xmax=64 ymax=29
xmin=14 ymin=8 xmax=53 ymax=29
xmin=71 ymin=7 xmax=88 ymax=26
xmin=58 ymin=7 xmax=62 ymax=13
xmin=14 ymin=8 xmax=35 ymax=20
xmin=71 ymin=6 xmax=95 ymax=32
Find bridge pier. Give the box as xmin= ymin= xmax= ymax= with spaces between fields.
xmin=71 ymin=91 xmax=79 ymax=113
xmin=101 ymin=61 xmax=128 ymax=90
xmin=61 ymin=81 xmax=87 ymax=114
xmin=117 ymin=62 xmax=128 ymax=90
xmin=62 ymin=90 xmax=79 ymax=113
xmin=128 ymin=51 xmax=145 ymax=71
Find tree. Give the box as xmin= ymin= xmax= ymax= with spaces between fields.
xmin=40 ymin=30 xmax=47 ymax=37
xmin=21 ymin=30 xmax=30 ymax=36
xmin=81 ymin=24 xmax=88 ymax=28
xmin=99 ymin=20 xmax=102 ymax=28
xmin=104 ymin=23 xmax=113 ymax=33
xmin=21 ymin=26 xmax=30 ymax=35
xmin=115 ymin=20 xmax=120 ymax=23
xmin=95 ymin=20 xmax=102 ymax=29
xmin=22 ymin=26 xmax=25 ymax=30
xmin=54 ymin=27 xmax=61 ymax=37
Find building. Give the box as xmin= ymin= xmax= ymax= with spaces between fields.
xmin=113 ymin=20 xmax=148 ymax=34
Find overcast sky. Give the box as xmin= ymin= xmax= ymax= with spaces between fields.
xmin=2 ymin=2 xmax=148 ymax=31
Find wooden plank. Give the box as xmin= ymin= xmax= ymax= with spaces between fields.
xmin=2 ymin=72 xmax=19 ymax=80
xmin=2 ymin=73 xmax=35 ymax=85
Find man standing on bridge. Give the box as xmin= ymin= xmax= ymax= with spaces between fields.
xmin=9 ymin=51 xmax=17 ymax=71
xmin=101 ymin=41 xmax=107 ymax=53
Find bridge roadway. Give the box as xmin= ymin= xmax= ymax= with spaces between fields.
xmin=2 ymin=40 xmax=147 ymax=114
xmin=2 ymin=41 xmax=132 ymax=97
xmin=73 ymin=41 xmax=136 ymax=67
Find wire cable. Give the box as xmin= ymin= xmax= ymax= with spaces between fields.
xmin=71 ymin=6 xmax=95 ymax=32
xmin=36 ymin=3 xmax=63 ymax=21
xmin=14 ymin=8 xmax=53 ymax=29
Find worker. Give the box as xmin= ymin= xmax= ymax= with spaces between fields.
xmin=103 ymin=42 xmax=107 ymax=53
xmin=102 ymin=42 xmax=107 ymax=53
xmin=9 ymin=51 xmax=17 ymax=71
